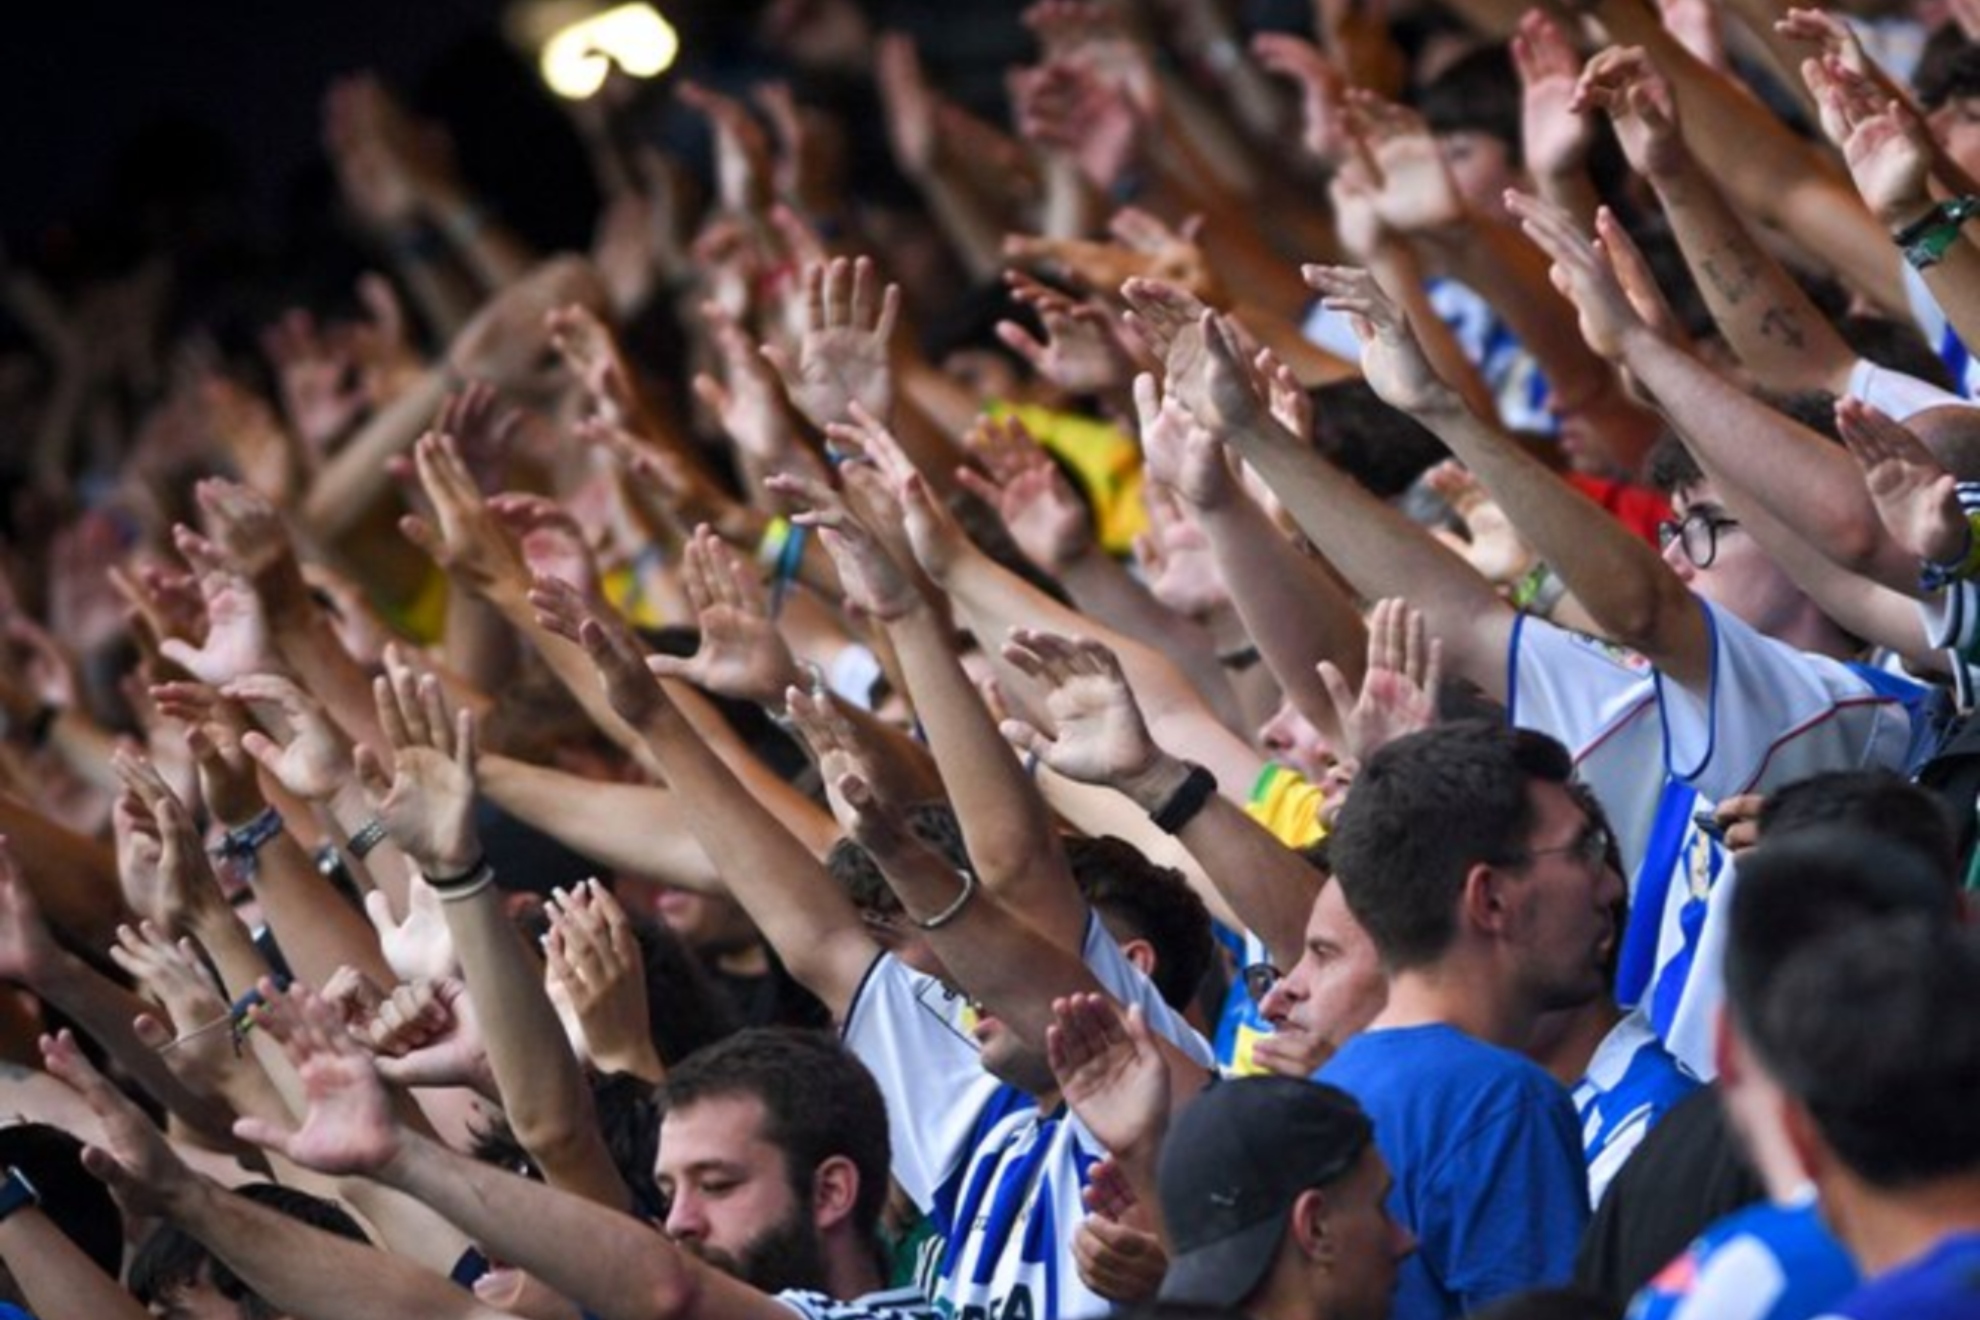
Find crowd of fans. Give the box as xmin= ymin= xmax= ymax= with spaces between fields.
xmin=0 ymin=0 xmax=1977 ymax=1317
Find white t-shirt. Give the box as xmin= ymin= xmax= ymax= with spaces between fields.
xmin=1509 ymin=603 xmax=1924 ymax=1075
xmin=841 ymin=913 xmax=1211 ymax=1320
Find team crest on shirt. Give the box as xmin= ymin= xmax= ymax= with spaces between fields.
xmin=1563 ymin=629 xmax=1654 ymax=674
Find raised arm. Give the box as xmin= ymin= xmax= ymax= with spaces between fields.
xmin=528 ymin=577 xmax=879 ymax=1021
xmin=1576 ymin=45 xmax=1854 ymax=397
xmin=42 ymin=1027 xmax=504 ymax=1320
xmin=359 ymin=646 xmax=627 ymax=1209
xmin=1305 ymin=262 xmax=1712 ymax=685
xmin=1510 ymin=188 xmax=1920 ymax=593
xmin=999 ymin=630 xmax=1320 ymax=972
xmin=812 ymin=411 xmax=1089 ymax=953
xmin=1156 ymin=307 xmax=1519 ymax=701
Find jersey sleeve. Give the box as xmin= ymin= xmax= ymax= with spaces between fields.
xmin=1653 ymin=602 xmax=1921 ymax=802
xmin=841 ymin=954 xmax=1007 ymax=1207
xmin=1081 ymin=912 xmax=1216 ymax=1067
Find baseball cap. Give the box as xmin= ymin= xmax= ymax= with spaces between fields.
xmin=1156 ymin=1076 xmax=1374 ymax=1307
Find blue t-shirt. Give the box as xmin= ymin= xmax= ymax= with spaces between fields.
xmin=1317 ymin=1023 xmax=1587 ymax=1320
xmin=1627 ymin=1199 xmax=1857 ymax=1320
xmin=1819 ymin=1231 xmax=1980 ymax=1319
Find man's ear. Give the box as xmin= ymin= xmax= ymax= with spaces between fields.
xmin=811 ymin=1154 xmax=861 ymax=1232
xmin=1714 ymin=1006 xmax=1740 ymax=1087
xmin=1119 ymin=937 xmax=1157 ymax=980
xmin=1287 ymin=1187 xmax=1335 ymax=1268
xmin=1460 ymin=862 xmax=1513 ymax=937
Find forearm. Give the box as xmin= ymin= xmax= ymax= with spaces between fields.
xmin=441 ymin=887 xmax=626 ymax=1208
xmin=262 ymin=583 xmax=390 ymax=754
xmin=422 ymin=185 xmax=537 ymax=293
xmin=477 ymin=755 xmax=725 ymax=892
xmin=628 ymin=700 xmax=870 ymax=1016
xmin=1415 ymin=398 xmax=1703 ymax=670
xmin=381 ymin=1132 xmax=694 ymax=1320
xmin=441 ymin=590 xmax=522 ymax=699
xmin=33 ymin=954 xmax=238 ymax=1140
xmin=663 ymin=682 xmax=842 ymax=858
xmin=1589 ymin=0 xmax=1908 ymax=316
xmin=1216 ymin=415 xmax=1516 ymax=698
xmin=1618 ymin=328 xmax=1916 ymax=587
xmin=0 ymin=797 xmax=125 ymax=947
xmin=240 ymin=820 xmax=395 ymax=990
xmin=1054 ymin=549 xmax=1246 ymax=739
xmin=1195 ymin=492 xmax=1366 ymax=748
xmin=884 ymin=602 xmax=1085 ymax=946
xmin=874 ymin=844 xmax=1104 ymax=1046
xmin=1652 ymin=154 xmax=1855 ymax=393
xmin=186 ymin=902 xmax=274 ymax=1001
xmin=301 ymin=370 xmax=451 ymax=540
xmin=1114 ymin=756 xmax=1317 ymax=972
xmin=0 ymin=1209 xmax=151 ymax=1320
xmin=172 ymin=1175 xmax=500 ymax=1320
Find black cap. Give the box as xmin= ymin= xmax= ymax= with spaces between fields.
xmin=1156 ymin=1076 xmax=1374 ymax=1307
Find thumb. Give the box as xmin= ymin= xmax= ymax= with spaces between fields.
xmin=239 ymin=730 xmax=285 ymax=776
xmin=231 ymin=1116 xmax=298 ymax=1161
xmin=363 ymin=888 xmax=401 ymax=941
xmin=132 ymin=1014 xmax=174 ymax=1051
xmin=1317 ymin=660 xmax=1356 ymax=723
xmin=399 ymin=514 xmax=443 ymax=562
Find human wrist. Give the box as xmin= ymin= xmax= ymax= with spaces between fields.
xmin=1118 ymin=751 xmax=1191 ymax=813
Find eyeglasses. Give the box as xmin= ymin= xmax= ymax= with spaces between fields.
xmin=1656 ymin=510 xmax=1740 ymax=569
xmin=1242 ymin=962 xmax=1283 ymax=1005
xmin=1513 ymin=823 xmax=1614 ymax=869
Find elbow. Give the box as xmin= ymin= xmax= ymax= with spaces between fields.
xmin=639 ymin=1259 xmax=703 ymax=1320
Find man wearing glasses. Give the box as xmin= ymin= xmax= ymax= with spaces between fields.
xmin=1311 ymin=721 xmax=1622 ymax=1320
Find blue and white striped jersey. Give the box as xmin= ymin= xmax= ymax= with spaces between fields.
xmin=842 ymin=912 xmax=1212 ymax=1320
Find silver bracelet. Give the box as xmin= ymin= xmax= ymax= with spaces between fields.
xmin=913 ymin=869 xmax=978 ymax=931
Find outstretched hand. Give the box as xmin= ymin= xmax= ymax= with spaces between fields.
xmin=1504 ymin=191 xmax=1645 ymax=362
xmin=41 ymin=1028 xmax=192 ymax=1218
xmin=762 ymin=257 xmax=901 ymax=431
xmin=357 ymin=646 xmax=479 ymax=878
xmin=644 ymin=527 xmax=801 ymax=705
xmin=234 ymin=982 xmax=404 ymax=1177
xmin=1046 ymin=992 xmax=1170 ymax=1162
xmin=529 ymin=575 xmax=671 ymax=728
xmin=1318 ymin=597 xmax=1442 ymax=767
xmin=1301 ymin=265 xmax=1460 ymax=417
xmin=1837 ymin=397 xmax=1970 ymax=567
xmin=999 ymin=629 xmax=1164 ymax=792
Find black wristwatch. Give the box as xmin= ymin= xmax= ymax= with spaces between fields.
xmin=0 ymin=1165 xmax=40 ymax=1225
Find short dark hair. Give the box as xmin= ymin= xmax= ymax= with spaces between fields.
xmin=1067 ymin=834 xmax=1215 ymax=1010
xmin=826 ymin=800 xmax=971 ymax=915
xmin=1758 ymin=770 xmax=1959 ymax=882
xmin=472 ymin=1070 xmax=668 ymax=1219
xmin=1328 ymin=721 xmax=1574 ymax=969
xmin=1311 ymin=379 xmax=1451 ymax=499
xmin=1915 ymin=41 xmax=1980 ymax=109
xmin=1414 ymin=47 xmax=1523 ymax=166
xmin=1726 ymin=825 xmax=1958 ymax=1051
xmin=1647 ymin=433 xmax=1706 ymax=498
xmin=130 ymin=1183 xmax=370 ymax=1320
xmin=660 ymin=1029 xmax=892 ymax=1247
xmin=830 ymin=805 xmax=1213 ymax=1009
xmin=1761 ymin=916 xmax=1980 ymax=1187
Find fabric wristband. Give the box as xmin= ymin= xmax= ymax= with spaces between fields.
xmin=211 ymin=807 xmax=284 ymax=881
xmin=1150 ymin=762 xmax=1219 ymax=835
